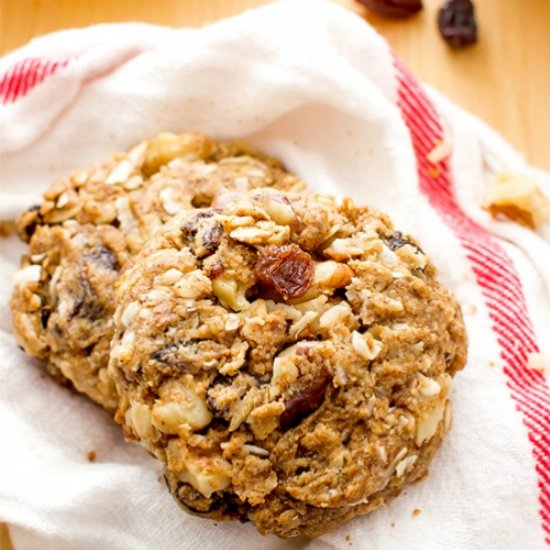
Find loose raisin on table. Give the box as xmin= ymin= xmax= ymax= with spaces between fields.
xmin=438 ymin=0 xmax=478 ymax=48
xmin=355 ymin=0 xmax=423 ymax=19
xmin=255 ymin=244 xmax=313 ymax=301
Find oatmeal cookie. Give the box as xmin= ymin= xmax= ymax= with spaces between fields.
xmin=11 ymin=133 xmax=305 ymax=412
xmin=109 ymin=190 xmax=467 ymax=537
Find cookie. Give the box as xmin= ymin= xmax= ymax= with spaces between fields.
xmin=109 ymin=190 xmax=467 ymax=537
xmin=11 ymin=133 xmax=306 ymax=412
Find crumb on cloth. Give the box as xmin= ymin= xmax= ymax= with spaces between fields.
xmin=528 ymin=353 xmax=550 ymax=374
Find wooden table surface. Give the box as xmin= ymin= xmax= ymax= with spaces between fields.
xmin=0 ymin=0 xmax=549 ymax=547
xmin=2 ymin=0 xmax=550 ymax=171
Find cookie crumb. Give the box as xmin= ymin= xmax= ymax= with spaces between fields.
xmin=0 ymin=221 xmax=16 ymax=237
xmin=345 ymin=533 xmax=352 ymax=545
xmin=86 ymin=450 xmax=96 ymax=462
xmin=528 ymin=352 xmax=550 ymax=374
xmin=412 ymin=508 xmax=421 ymax=517
xmin=391 ymin=522 xmax=396 ymax=528
xmin=428 ymin=166 xmax=441 ymax=179
xmin=467 ymin=304 xmax=477 ymax=315
xmin=488 ymin=361 xmax=495 ymax=369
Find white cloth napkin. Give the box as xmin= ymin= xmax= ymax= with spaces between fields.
xmin=1 ymin=1 xmax=549 ymax=548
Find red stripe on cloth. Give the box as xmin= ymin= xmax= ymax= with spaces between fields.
xmin=0 ymin=57 xmax=70 ymax=105
xmin=393 ymin=56 xmax=550 ymax=545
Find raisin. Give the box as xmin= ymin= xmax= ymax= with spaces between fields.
xmin=202 ymin=223 xmax=223 ymax=254
xmin=175 ymin=482 xmax=245 ymax=520
xmin=356 ymin=0 xmax=423 ymax=18
xmin=181 ymin=211 xmax=215 ymax=238
xmin=68 ymin=275 xmax=95 ymax=319
xmin=255 ymin=244 xmax=313 ymax=301
xmin=40 ymin=308 xmax=51 ymax=328
xmin=438 ymin=0 xmax=478 ymax=48
xmin=181 ymin=212 xmax=221 ymax=256
xmin=84 ymin=344 xmax=95 ymax=356
xmin=68 ymin=274 xmax=105 ymax=321
xmin=151 ymin=341 xmax=221 ymax=374
xmin=280 ymin=366 xmax=332 ymax=431
xmin=386 ymin=231 xmax=423 ymax=253
xmin=152 ymin=343 xmax=184 ymax=365
xmin=21 ymin=205 xmax=42 ymax=241
xmin=208 ymin=261 xmax=225 ymax=279
xmin=83 ymin=245 xmax=119 ymax=271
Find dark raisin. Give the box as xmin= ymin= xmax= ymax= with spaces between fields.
xmin=175 ymin=482 xmax=244 ymax=520
xmin=202 ymin=223 xmax=223 ymax=254
xmin=206 ymin=374 xmax=236 ymax=416
xmin=151 ymin=341 xmax=219 ymax=374
xmin=255 ymin=244 xmax=313 ymax=301
xmin=438 ymin=0 xmax=478 ymax=48
xmin=356 ymin=0 xmax=423 ymax=18
xmin=25 ymin=222 xmax=37 ymax=239
xmin=208 ymin=261 xmax=225 ymax=279
xmin=40 ymin=308 xmax=50 ymax=328
xmin=21 ymin=205 xmax=42 ymax=240
xmin=182 ymin=211 xmax=215 ymax=234
xmin=152 ymin=343 xmax=181 ymax=364
xmin=84 ymin=344 xmax=95 ymax=356
xmin=279 ymin=366 xmax=332 ymax=431
xmin=68 ymin=276 xmax=93 ymax=319
xmin=68 ymin=275 xmax=103 ymax=320
xmin=181 ymin=211 xmax=217 ymax=252
xmin=206 ymin=393 xmax=220 ymax=415
xmin=386 ymin=231 xmax=423 ymax=254
xmin=83 ymin=245 xmax=119 ymax=271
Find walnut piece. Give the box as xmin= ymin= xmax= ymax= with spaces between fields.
xmin=484 ymin=172 xmax=550 ymax=229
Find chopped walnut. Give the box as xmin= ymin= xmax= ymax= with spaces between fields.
xmin=415 ymin=401 xmax=446 ymax=445
xmin=152 ymin=382 xmax=212 ymax=434
xmin=484 ymin=172 xmax=550 ymax=229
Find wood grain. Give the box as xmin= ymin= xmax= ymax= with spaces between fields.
xmin=0 ymin=0 xmax=548 ymax=547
